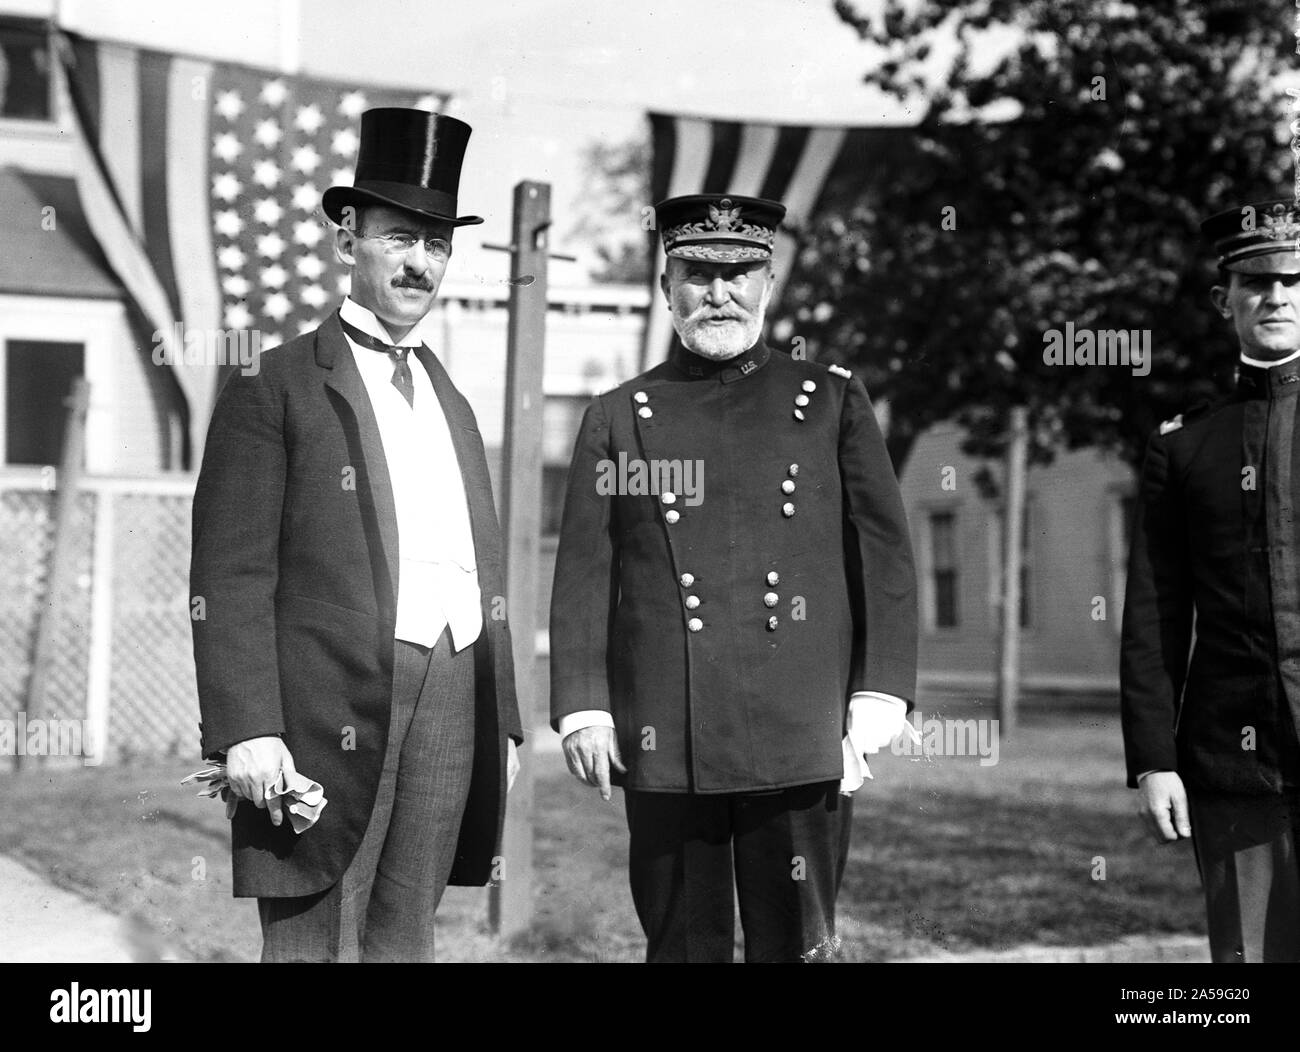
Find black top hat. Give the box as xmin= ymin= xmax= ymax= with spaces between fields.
xmin=323 ymin=108 xmax=483 ymax=228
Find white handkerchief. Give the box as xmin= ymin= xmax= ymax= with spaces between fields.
xmin=182 ymin=762 xmax=329 ymax=834
xmin=838 ymin=734 xmax=873 ymax=796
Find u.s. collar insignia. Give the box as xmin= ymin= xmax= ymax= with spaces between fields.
xmin=827 ymin=364 xmax=852 ymax=379
xmin=739 ymin=359 xmax=757 ymax=375
xmin=1158 ymin=414 xmax=1183 ymax=435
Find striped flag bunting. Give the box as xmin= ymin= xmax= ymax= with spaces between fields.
xmin=642 ymin=111 xmax=917 ymax=369
xmin=56 ymin=30 xmax=448 ymax=465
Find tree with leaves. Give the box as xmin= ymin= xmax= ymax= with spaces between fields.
xmin=772 ymin=0 xmax=1295 ymax=473
xmin=566 ymin=136 xmax=653 ymax=285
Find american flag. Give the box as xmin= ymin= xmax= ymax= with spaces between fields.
xmin=59 ymin=31 xmax=448 ymax=462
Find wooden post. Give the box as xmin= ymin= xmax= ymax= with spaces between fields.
xmin=995 ymin=405 xmax=1028 ymax=736
xmin=85 ymin=484 xmax=114 ymax=767
xmin=20 ymin=377 xmax=90 ymax=772
xmin=488 ymin=181 xmax=550 ymax=937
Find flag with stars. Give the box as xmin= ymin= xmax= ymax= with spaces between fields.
xmin=58 ymin=30 xmax=449 ymax=464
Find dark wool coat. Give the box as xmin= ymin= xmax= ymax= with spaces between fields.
xmin=1122 ymin=363 xmax=1300 ymax=793
xmin=549 ymin=340 xmax=918 ymax=793
xmin=191 ymin=311 xmax=522 ymax=897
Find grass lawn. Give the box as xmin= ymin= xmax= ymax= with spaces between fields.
xmin=0 ymin=701 xmax=1204 ymax=962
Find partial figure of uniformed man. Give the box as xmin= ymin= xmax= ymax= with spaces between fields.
xmin=1122 ymin=198 xmax=1300 ymax=963
xmin=549 ymin=194 xmax=919 ymax=962
xmin=191 ymin=109 xmax=522 ymax=962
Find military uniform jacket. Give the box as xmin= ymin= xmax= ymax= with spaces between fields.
xmin=191 ymin=311 xmax=523 ymax=898
xmin=549 ymin=340 xmax=918 ymax=793
xmin=1121 ymin=363 xmax=1300 ymax=794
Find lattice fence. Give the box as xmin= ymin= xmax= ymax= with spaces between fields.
xmin=0 ymin=475 xmax=198 ymax=767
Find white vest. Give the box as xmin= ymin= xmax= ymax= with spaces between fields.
xmin=340 ymin=297 xmax=482 ymax=652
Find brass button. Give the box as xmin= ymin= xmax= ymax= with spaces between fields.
xmin=793 ymin=409 xmax=805 ymax=421
xmin=795 ymin=394 xmax=810 ymax=407
xmin=634 ymin=391 xmax=649 ymax=404
xmin=788 ymin=464 xmax=799 ymax=477
xmin=802 ymin=380 xmax=816 ymax=393
xmin=766 ymin=571 xmax=780 ymax=586
xmin=665 ymin=509 xmax=680 ymax=524
xmin=781 ymin=480 xmax=795 ymax=494
xmin=688 ymin=617 xmax=704 ymax=632
xmin=638 ymin=406 xmax=653 ymax=419
xmin=782 ymin=503 xmax=795 ymax=518
xmin=661 ymin=491 xmax=677 ymax=505
xmin=685 ymin=595 xmax=700 ymax=610
xmin=766 ymin=616 xmax=779 ymax=631
xmin=680 ymin=573 xmax=695 ymax=587
xmin=763 ymin=592 xmax=779 ymax=608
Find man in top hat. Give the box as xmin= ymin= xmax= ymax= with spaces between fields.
xmin=191 ymin=108 xmax=522 ymax=962
xmin=549 ymin=193 xmax=918 ymax=962
xmin=1122 ymin=198 xmax=1300 ymax=962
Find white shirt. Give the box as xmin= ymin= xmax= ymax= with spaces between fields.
xmin=340 ymin=297 xmax=482 ymax=652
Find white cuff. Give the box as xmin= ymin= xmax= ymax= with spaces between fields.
xmin=558 ymin=710 xmax=615 ymax=739
xmin=850 ymin=691 xmax=907 ymax=710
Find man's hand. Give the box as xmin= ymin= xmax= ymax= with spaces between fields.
xmin=225 ymin=736 xmax=295 ymax=828
xmin=507 ymin=739 xmax=520 ymax=793
xmin=1137 ymin=770 xmax=1192 ymax=843
xmin=562 ymin=726 xmax=626 ymax=802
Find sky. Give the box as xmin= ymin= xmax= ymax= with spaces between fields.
xmin=19 ymin=0 xmax=912 ymax=285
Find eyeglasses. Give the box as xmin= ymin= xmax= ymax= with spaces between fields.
xmin=358 ymin=231 xmax=453 ymax=262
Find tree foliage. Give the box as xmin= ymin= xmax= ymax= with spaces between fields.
xmin=567 ymin=136 xmax=653 ymax=285
xmin=772 ymin=0 xmax=1295 ymax=472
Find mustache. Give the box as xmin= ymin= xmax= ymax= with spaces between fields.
xmin=691 ymin=309 xmax=747 ymax=322
xmin=392 ymin=276 xmax=434 ymax=291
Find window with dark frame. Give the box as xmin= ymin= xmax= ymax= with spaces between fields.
xmin=542 ymin=464 xmax=569 ymax=538
xmin=993 ymin=502 xmax=1034 ymax=630
xmin=0 ymin=18 xmax=52 ymax=121
xmin=5 ymin=340 xmax=84 ymax=466
xmin=929 ymin=510 xmax=959 ymax=629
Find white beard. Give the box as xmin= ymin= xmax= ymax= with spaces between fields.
xmin=672 ymin=283 xmax=772 ymax=361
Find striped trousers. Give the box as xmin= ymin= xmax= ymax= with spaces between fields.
xmin=257 ymin=630 xmax=476 ymax=962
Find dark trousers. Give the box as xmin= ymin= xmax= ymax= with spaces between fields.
xmin=624 ymin=782 xmax=852 ymax=963
xmin=1189 ymin=788 xmax=1300 ymax=963
xmin=257 ymin=631 xmax=476 ymax=962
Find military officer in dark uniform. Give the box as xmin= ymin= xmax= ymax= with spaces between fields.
xmin=1122 ymin=198 xmax=1300 ymax=962
xmin=549 ymin=193 xmax=918 ymax=962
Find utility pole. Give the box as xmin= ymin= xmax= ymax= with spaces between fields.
xmin=488 ymin=181 xmax=551 ymax=938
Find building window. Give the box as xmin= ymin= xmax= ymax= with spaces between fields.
xmin=541 ymin=395 xmax=595 ymax=539
xmin=5 ymin=340 xmax=83 ymax=466
xmin=0 ymin=19 xmax=52 ymax=121
xmin=1109 ymin=491 xmax=1136 ymax=631
xmin=542 ymin=464 xmax=569 ymax=538
xmin=929 ymin=510 xmax=959 ymax=629
xmin=989 ymin=501 xmax=1035 ymax=630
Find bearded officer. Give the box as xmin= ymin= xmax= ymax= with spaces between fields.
xmin=549 ymin=194 xmax=918 ymax=962
xmin=1122 ymin=199 xmax=1300 ymax=963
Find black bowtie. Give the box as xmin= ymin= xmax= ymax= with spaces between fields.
xmin=341 ymin=318 xmax=415 ymax=407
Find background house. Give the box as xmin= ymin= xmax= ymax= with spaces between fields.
xmin=899 ymin=422 xmax=1135 ymax=701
